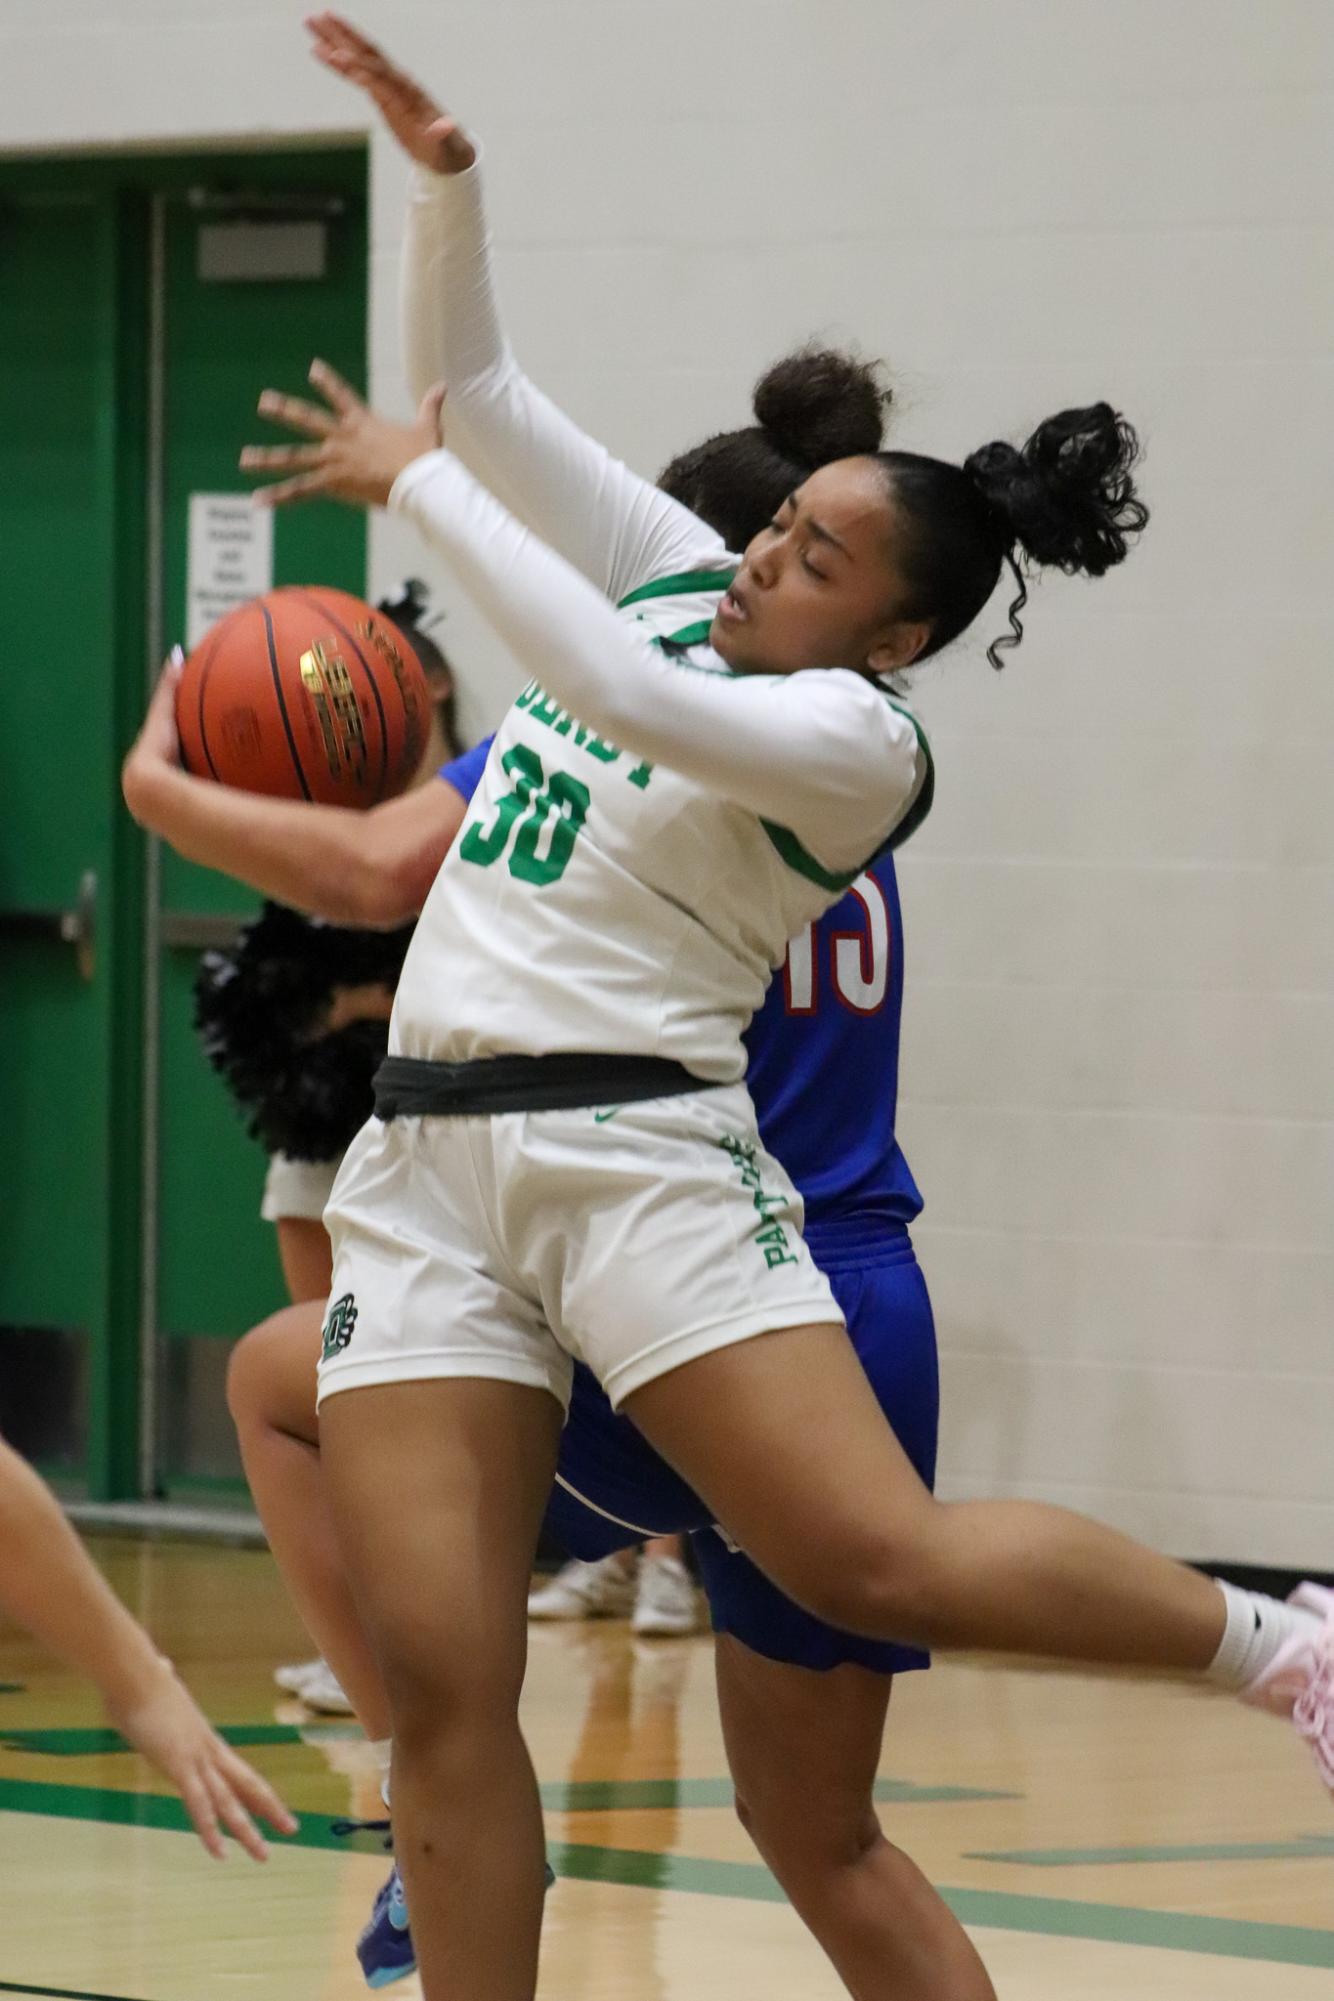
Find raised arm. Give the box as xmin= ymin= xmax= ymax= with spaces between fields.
xmin=307 ymin=12 xmax=723 ymax=603
xmin=391 ymin=451 xmax=923 ymax=872
xmin=244 ymin=380 xmax=922 ymax=869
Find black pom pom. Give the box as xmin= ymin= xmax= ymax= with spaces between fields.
xmin=193 ymin=903 xmax=413 ymax=1161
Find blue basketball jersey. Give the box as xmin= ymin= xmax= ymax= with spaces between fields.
xmin=440 ymin=739 xmax=922 ymax=1227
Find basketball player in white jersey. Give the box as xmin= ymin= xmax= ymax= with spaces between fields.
xmin=230 ymin=19 xmax=1331 ymax=1997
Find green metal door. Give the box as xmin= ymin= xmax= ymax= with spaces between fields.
xmin=0 ymin=149 xmax=366 ymax=1504
xmin=0 ymin=192 xmax=142 ymax=1495
xmin=150 ymin=154 xmax=368 ymax=1495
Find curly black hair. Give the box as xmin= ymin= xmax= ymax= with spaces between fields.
xmin=877 ymin=403 xmax=1149 ymax=669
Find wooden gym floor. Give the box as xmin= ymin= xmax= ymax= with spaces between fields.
xmin=0 ymin=1536 xmax=1330 ymax=1999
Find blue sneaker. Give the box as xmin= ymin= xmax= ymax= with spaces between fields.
xmin=356 ymin=1858 xmax=558 ymax=1989
xmin=357 ymin=1864 xmax=416 ymax=1989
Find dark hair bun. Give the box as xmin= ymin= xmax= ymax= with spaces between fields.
xmin=752 ymin=346 xmax=890 ymax=469
xmin=965 ymin=403 xmax=1148 ymax=578
xmin=376 ymin=577 xmax=432 ymax=626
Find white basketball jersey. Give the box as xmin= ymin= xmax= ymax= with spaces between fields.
xmin=391 ymin=572 xmax=930 ymax=1083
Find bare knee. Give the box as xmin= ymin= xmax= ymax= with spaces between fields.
xmin=379 ymin=1630 xmax=524 ymax=1768
xmin=226 ymin=1307 xmax=321 ymax=1443
xmin=735 ymin=1782 xmax=879 ymax=1880
xmin=225 ymin=1324 xmax=269 ymax=1431
xmin=778 ymin=1509 xmax=948 ymax=1645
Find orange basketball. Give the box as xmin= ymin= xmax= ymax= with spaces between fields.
xmin=176 ymin=587 xmax=431 ymax=808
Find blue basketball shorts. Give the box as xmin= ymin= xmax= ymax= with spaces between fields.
xmin=542 ymin=1222 xmax=939 ymax=1675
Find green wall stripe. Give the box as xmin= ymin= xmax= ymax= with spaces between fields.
xmin=2 ymin=1777 xmax=1331 ymax=1970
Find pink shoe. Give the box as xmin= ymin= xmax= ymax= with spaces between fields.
xmin=1241 ymin=1583 xmax=1334 ymax=1793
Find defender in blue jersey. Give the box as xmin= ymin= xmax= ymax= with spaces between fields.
xmin=443 ymin=735 xmax=939 ymax=1680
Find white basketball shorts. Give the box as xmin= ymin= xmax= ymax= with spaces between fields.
xmin=316 ymin=1083 xmax=842 ymax=1412
xmin=261 ymin=1150 xmax=342 ymax=1224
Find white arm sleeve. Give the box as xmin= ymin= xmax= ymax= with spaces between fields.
xmin=401 ymin=159 xmax=726 ymax=604
xmin=391 ymin=451 xmax=923 ymax=873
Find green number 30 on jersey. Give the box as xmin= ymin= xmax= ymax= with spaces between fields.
xmin=459 ymin=743 xmax=591 ymax=887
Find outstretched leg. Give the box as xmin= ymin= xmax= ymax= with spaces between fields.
xmin=625 ymin=1325 xmax=1229 ymax=1668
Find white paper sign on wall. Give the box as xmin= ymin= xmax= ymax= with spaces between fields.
xmin=186 ymin=493 xmax=274 ymax=649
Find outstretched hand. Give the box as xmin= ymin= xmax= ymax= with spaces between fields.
xmin=110 ymin=1656 xmax=298 ymax=1862
xmin=241 ymin=359 xmax=446 ymax=510
xmin=306 ymin=13 xmax=476 ymax=175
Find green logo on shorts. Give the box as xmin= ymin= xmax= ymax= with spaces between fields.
xmin=717 ymin=1135 xmax=800 ymax=1270
xmin=321 ymin=1292 xmax=358 ymax=1359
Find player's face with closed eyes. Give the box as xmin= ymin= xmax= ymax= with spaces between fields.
xmin=709 ymin=458 xmax=930 ymax=681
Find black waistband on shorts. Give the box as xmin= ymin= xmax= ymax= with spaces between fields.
xmin=373 ymin=1052 xmax=716 ymax=1121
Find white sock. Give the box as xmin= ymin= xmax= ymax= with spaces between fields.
xmin=369 ymin=1736 xmax=393 ymax=1810
xmin=1207 ymin=1581 xmax=1320 ymax=1689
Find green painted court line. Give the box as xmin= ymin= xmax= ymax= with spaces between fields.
xmin=3 ymin=1778 xmax=1332 ymax=1970
xmin=0 ymin=1730 xmax=1016 ymax=1807
xmin=2 ymin=1724 xmax=304 ymax=1757
xmin=539 ymin=1776 xmax=1018 ymax=1811
xmin=0 ymin=1684 xmax=26 ymax=1696
xmin=871 ymin=1779 xmax=1020 ymax=1805
xmin=936 ymin=1887 xmax=1334 ymax=1970
xmin=0 ymin=1983 xmax=151 ymax=2001
xmin=0 ymin=1781 xmax=428 ymax=1856
xmin=0 ymin=1779 xmax=389 ymax=1854
xmin=0 ymin=1721 xmax=361 ymax=1757
xmin=969 ymin=1835 xmax=1334 ymax=1868
xmin=550 ymin=1843 xmax=1334 ymax=1967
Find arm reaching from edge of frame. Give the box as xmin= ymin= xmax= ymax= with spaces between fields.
xmin=0 ymin=1435 xmax=298 ymax=1860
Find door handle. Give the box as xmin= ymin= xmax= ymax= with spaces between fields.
xmin=0 ymin=868 xmax=97 ymax=982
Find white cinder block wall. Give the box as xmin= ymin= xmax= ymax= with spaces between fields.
xmin=4 ymin=1 xmax=1330 ymax=1564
